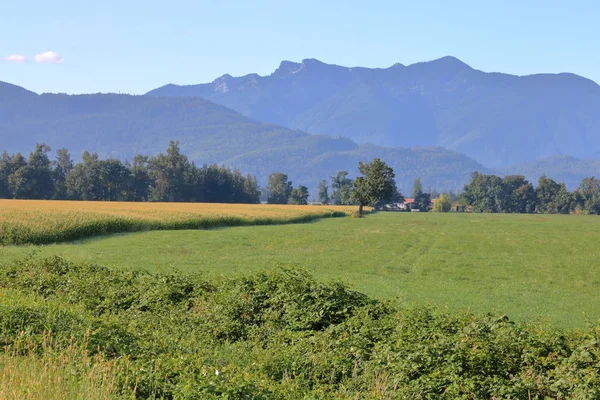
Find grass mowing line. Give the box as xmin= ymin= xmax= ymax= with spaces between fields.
xmin=0 ymin=200 xmax=360 ymax=245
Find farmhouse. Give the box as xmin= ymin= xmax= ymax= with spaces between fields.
xmin=400 ymin=198 xmax=414 ymax=210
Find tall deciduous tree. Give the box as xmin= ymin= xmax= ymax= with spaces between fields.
xmin=461 ymin=172 xmax=503 ymax=213
xmin=536 ymin=175 xmax=561 ymax=214
xmin=351 ymin=158 xmax=395 ymax=216
xmin=330 ymin=171 xmax=354 ymax=205
xmin=501 ymin=175 xmax=535 ymax=213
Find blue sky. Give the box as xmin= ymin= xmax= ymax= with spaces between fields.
xmin=2 ymin=0 xmax=598 ymax=94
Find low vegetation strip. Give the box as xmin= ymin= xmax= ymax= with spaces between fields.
xmin=0 ymin=200 xmax=355 ymax=245
xmin=1 ymin=257 xmax=600 ymax=398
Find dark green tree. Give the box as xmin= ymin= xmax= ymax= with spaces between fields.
xmin=351 ymin=158 xmax=395 ymax=216
xmin=535 ymin=175 xmax=574 ymax=214
xmin=242 ymin=174 xmax=261 ymax=204
xmin=128 ymin=154 xmax=151 ymax=201
xmin=412 ymin=178 xmax=431 ymax=212
xmin=552 ymin=184 xmax=575 ymax=214
xmin=461 ymin=172 xmax=503 ymax=213
xmin=575 ymin=177 xmax=600 ymax=214
xmin=66 ymin=151 xmax=102 ymax=200
xmin=9 ymin=144 xmax=54 ymax=199
xmin=98 ymin=158 xmax=131 ymax=201
xmin=536 ymin=175 xmax=560 ymax=213
xmin=52 ymin=148 xmax=74 ymax=200
xmin=330 ymin=171 xmax=354 ymax=205
xmin=389 ymin=179 xmax=404 ymax=203
xmin=500 ymin=175 xmax=535 ymax=213
xmin=289 ymin=185 xmax=309 ymax=205
xmin=267 ymin=172 xmax=293 ymax=204
xmin=317 ymin=179 xmax=329 ymax=204
xmin=148 ymin=141 xmax=194 ymax=202
xmin=0 ymin=152 xmax=26 ymax=198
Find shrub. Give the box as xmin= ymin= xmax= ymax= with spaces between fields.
xmin=2 ymin=256 xmax=600 ymax=398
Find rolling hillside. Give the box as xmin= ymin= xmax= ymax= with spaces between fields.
xmin=0 ymin=81 xmax=485 ymax=192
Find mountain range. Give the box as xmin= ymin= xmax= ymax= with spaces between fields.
xmin=0 ymin=80 xmax=483 ymax=193
xmin=148 ymin=57 xmax=600 ymax=168
xmin=2 ymin=56 xmax=600 ymax=194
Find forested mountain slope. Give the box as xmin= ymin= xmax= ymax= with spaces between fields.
xmin=0 ymin=81 xmax=485 ymax=192
xmin=500 ymin=156 xmax=600 ymax=190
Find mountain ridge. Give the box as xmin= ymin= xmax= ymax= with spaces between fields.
xmin=146 ymin=57 xmax=600 ymax=167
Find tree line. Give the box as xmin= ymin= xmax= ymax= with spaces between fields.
xmin=3 ymin=144 xmax=598 ymax=216
xmin=0 ymin=142 xmax=261 ymax=203
xmin=461 ymin=172 xmax=600 ymax=214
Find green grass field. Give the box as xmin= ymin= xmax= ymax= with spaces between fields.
xmin=2 ymin=212 xmax=599 ymax=328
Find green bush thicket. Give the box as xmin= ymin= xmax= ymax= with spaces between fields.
xmin=1 ymin=257 xmax=600 ymax=399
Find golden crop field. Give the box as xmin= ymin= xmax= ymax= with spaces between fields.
xmin=0 ymin=200 xmax=359 ymax=245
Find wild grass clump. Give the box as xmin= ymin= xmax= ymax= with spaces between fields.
xmin=0 ymin=332 xmax=136 ymax=400
xmin=0 ymin=200 xmax=353 ymax=245
xmin=2 ymin=256 xmax=600 ymax=398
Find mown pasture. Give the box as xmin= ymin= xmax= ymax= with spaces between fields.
xmin=2 ymin=210 xmax=600 ymax=327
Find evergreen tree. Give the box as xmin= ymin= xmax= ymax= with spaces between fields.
xmin=128 ymin=154 xmax=151 ymax=201
xmin=317 ymin=179 xmax=329 ymax=204
xmin=52 ymin=148 xmax=74 ymax=199
xmin=412 ymin=178 xmax=431 ymax=211
xmin=242 ymin=174 xmax=261 ymax=204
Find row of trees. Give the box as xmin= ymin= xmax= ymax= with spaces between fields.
xmin=5 ymin=145 xmax=596 ymax=216
xmin=0 ymin=142 xmax=261 ymax=203
xmin=461 ymin=172 xmax=600 ymax=214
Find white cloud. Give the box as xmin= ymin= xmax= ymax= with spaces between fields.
xmin=34 ymin=51 xmax=64 ymax=64
xmin=4 ymin=55 xmax=27 ymax=63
